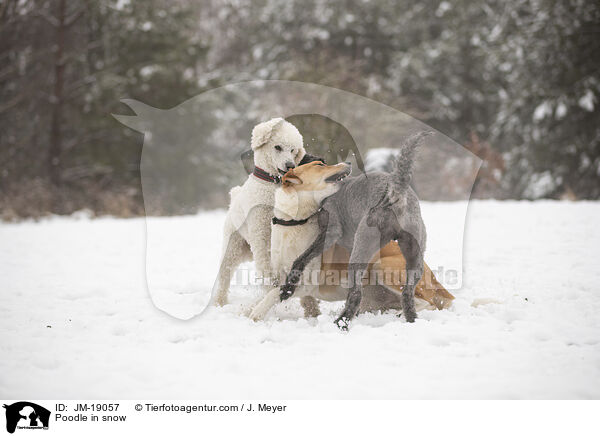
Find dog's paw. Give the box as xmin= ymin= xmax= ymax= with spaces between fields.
xmin=248 ymin=309 xmax=263 ymax=323
xmin=334 ymin=316 xmax=350 ymax=331
xmin=399 ymin=310 xmax=417 ymax=323
xmin=280 ymin=283 xmax=295 ymax=301
xmin=280 ymin=271 xmax=301 ymax=301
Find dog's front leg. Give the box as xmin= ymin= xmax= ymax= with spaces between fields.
xmin=280 ymin=209 xmax=341 ymax=300
xmin=300 ymin=295 xmax=321 ymax=318
xmin=249 ymin=287 xmax=281 ymax=321
xmin=246 ymin=205 xmax=274 ymax=287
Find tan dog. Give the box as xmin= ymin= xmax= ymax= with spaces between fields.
xmin=320 ymin=243 xmax=454 ymax=312
xmin=249 ymin=161 xmax=453 ymax=321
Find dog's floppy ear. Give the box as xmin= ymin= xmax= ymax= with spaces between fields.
xmin=251 ymin=117 xmax=284 ymax=150
xmin=282 ymin=172 xmax=302 ymax=186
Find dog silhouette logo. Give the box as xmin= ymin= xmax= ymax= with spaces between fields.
xmin=3 ymin=402 xmax=50 ymax=434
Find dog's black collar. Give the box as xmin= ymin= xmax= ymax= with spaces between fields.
xmin=253 ymin=166 xmax=281 ymax=184
xmin=272 ymin=216 xmax=309 ymax=226
xmin=272 ymin=208 xmax=322 ymax=226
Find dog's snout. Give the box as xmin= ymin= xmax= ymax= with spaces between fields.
xmin=285 ymin=161 xmax=296 ymax=170
xmin=344 ymin=161 xmax=352 ymax=166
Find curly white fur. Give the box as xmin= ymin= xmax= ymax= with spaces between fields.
xmin=212 ymin=118 xmax=306 ymax=306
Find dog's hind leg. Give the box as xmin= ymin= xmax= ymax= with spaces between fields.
xmin=359 ymin=284 xmax=402 ymax=313
xmin=335 ymin=220 xmax=385 ymax=330
xmin=300 ymin=296 xmax=321 ymax=318
xmin=396 ymin=230 xmax=424 ymax=323
xmin=213 ymin=228 xmax=251 ymax=306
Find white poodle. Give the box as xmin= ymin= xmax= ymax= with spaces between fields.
xmin=212 ymin=118 xmax=306 ymax=306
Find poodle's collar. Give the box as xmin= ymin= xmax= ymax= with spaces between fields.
xmin=253 ymin=166 xmax=281 ymax=184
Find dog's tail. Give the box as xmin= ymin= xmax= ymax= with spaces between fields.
xmin=389 ymin=131 xmax=432 ymax=197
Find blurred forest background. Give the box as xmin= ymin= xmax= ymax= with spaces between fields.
xmin=1 ymin=0 xmax=599 ymax=219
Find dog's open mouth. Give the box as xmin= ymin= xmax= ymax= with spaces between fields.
xmin=325 ymin=168 xmax=351 ymax=183
xmin=278 ymin=168 xmax=288 ymax=176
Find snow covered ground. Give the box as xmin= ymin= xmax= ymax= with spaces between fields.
xmin=1 ymin=201 xmax=599 ymax=399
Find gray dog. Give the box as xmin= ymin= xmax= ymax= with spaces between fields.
xmin=280 ymin=131 xmax=432 ymax=330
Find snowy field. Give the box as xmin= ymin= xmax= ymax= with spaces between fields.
xmin=1 ymin=201 xmax=599 ymax=399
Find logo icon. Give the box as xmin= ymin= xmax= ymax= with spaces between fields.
xmin=3 ymin=402 xmax=50 ymax=434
